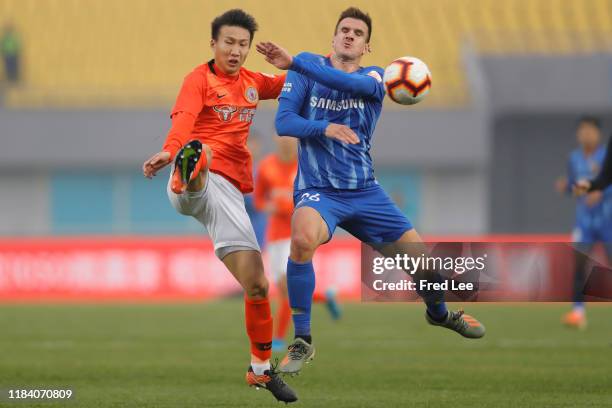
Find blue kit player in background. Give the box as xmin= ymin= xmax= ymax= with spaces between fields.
xmin=555 ymin=116 xmax=612 ymax=329
xmin=257 ymin=7 xmax=485 ymax=375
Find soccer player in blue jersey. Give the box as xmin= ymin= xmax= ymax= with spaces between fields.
xmin=257 ymin=7 xmax=485 ymax=374
xmin=555 ymin=116 xmax=612 ymax=329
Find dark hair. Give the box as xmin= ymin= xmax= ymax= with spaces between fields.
xmin=334 ymin=7 xmax=372 ymax=42
xmin=578 ymin=115 xmax=601 ymax=129
xmin=211 ymin=9 xmax=258 ymax=43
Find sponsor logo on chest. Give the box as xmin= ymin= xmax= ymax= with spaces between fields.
xmin=213 ymin=105 xmax=256 ymax=123
xmin=310 ymin=96 xmax=365 ymax=111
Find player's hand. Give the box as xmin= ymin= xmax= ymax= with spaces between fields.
xmin=554 ymin=176 xmax=568 ymax=194
xmin=324 ymin=123 xmax=360 ymax=144
xmin=255 ymin=41 xmax=292 ymax=70
xmin=572 ymin=179 xmax=591 ymax=196
xmin=143 ymin=151 xmax=172 ymax=179
xmin=585 ymin=190 xmax=603 ymax=207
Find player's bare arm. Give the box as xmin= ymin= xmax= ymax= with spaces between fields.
xmin=258 ymin=42 xmax=359 ymax=145
xmin=143 ymin=151 xmax=171 ymax=178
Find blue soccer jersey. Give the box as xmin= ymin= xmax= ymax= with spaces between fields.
xmin=567 ymin=146 xmax=612 ymax=242
xmin=275 ymin=52 xmax=385 ymax=190
xmin=274 ymin=52 xmax=413 ymax=244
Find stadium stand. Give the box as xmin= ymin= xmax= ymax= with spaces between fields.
xmin=1 ymin=0 xmax=611 ymax=108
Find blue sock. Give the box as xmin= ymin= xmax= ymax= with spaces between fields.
xmin=416 ymin=271 xmax=448 ymax=321
xmin=287 ymin=258 xmax=315 ymax=337
xmin=426 ymin=300 xmax=448 ymax=321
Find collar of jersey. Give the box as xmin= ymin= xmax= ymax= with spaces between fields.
xmin=208 ymin=59 xmax=240 ymax=82
xmin=325 ymin=53 xmax=362 ymax=73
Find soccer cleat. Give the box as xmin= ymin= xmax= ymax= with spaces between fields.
xmin=562 ymin=310 xmax=587 ymax=330
xmin=246 ymin=365 xmax=298 ymax=403
xmin=170 ymin=140 xmax=206 ymax=194
xmin=279 ymin=338 xmax=315 ymax=374
xmin=325 ymin=288 xmax=342 ymax=320
xmin=425 ymin=309 xmax=486 ymax=339
xmin=272 ymin=338 xmax=286 ymax=352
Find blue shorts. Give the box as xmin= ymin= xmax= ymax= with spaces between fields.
xmin=573 ymin=223 xmax=612 ymax=244
xmin=294 ymin=184 xmax=413 ymax=244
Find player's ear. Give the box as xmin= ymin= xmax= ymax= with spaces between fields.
xmin=361 ymin=43 xmax=371 ymax=56
xmin=210 ymin=39 xmax=215 ymax=49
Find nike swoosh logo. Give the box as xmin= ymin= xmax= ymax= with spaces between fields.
xmin=217 ymin=93 xmax=226 ymax=99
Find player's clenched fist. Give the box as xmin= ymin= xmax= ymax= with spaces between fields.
xmin=572 ymin=179 xmax=591 ymax=196
xmin=324 ymin=123 xmax=360 ymax=145
xmin=143 ymin=151 xmax=171 ymax=178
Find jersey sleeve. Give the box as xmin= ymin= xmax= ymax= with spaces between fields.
xmin=275 ymin=70 xmax=329 ymax=138
xmin=170 ymin=70 xmax=206 ymax=118
xmin=256 ymin=72 xmax=287 ymax=100
xmin=290 ymin=53 xmax=385 ymax=101
xmin=162 ymin=111 xmax=197 ymax=159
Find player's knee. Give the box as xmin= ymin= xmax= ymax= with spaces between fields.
xmin=290 ymin=231 xmax=318 ymax=260
xmin=245 ymin=275 xmax=269 ymax=299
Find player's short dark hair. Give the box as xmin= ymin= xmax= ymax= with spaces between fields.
xmin=211 ymin=9 xmax=258 ymax=43
xmin=335 ymin=7 xmax=372 ymax=42
xmin=578 ymin=115 xmax=601 ymax=129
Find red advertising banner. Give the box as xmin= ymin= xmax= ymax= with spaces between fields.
xmin=0 ymin=237 xmax=362 ymax=302
xmin=3 ymin=234 xmax=608 ymax=303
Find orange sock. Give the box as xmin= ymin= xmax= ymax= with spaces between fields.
xmin=244 ymin=295 xmax=272 ymax=361
xmin=313 ymin=292 xmax=326 ymax=303
xmin=274 ymin=297 xmax=292 ymax=339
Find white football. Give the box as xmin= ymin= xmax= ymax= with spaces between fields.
xmin=383 ymin=56 xmax=432 ymax=105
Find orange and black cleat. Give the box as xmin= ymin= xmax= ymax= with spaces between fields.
xmin=246 ymin=365 xmax=298 ymax=404
xmin=170 ymin=140 xmax=206 ymax=194
xmin=562 ymin=310 xmax=587 ymax=330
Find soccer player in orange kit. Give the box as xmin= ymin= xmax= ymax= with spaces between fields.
xmin=141 ymin=9 xmax=297 ymax=403
xmin=254 ymin=136 xmax=341 ymax=351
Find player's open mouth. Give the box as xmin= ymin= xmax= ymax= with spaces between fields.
xmin=228 ymin=59 xmax=239 ymax=66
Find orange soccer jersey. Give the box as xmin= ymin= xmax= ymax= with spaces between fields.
xmin=254 ymin=154 xmax=298 ymax=242
xmin=163 ymin=60 xmax=285 ymax=193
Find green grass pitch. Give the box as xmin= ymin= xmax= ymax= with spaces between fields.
xmin=0 ymin=301 xmax=611 ymax=407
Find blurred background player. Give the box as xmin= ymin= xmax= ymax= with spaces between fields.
xmin=141 ymin=9 xmax=296 ymax=403
xmin=245 ymin=131 xmax=268 ymax=249
xmin=257 ymin=7 xmax=485 ymax=375
xmin=555 ymin=116 xmax=612 ymax=329
xmin=254 ymin=135 xmax=341 ymax=351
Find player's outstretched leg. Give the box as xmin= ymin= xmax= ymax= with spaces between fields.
xmin=170 ymin=140 xmax=209 ymax=194
xmin=388 ymin=229 xmax=486 ymax=339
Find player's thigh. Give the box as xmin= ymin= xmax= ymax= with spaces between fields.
xmin=291 ymin=207 xmax=329 ymax=249
xmin=341 ymin=186 xmax=413 ymax=245
xmin=223 ymin=249 xmax=267 ymax=295
xmin=292 ymin=190 xmax=347 ymax=248
xmin=268 ymin=239 xmax=291 ymax=283
xmin=167 ymin=168 xmax=210 ymax=216
xmin=197 ymin=172 xmax=261 ymax=259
